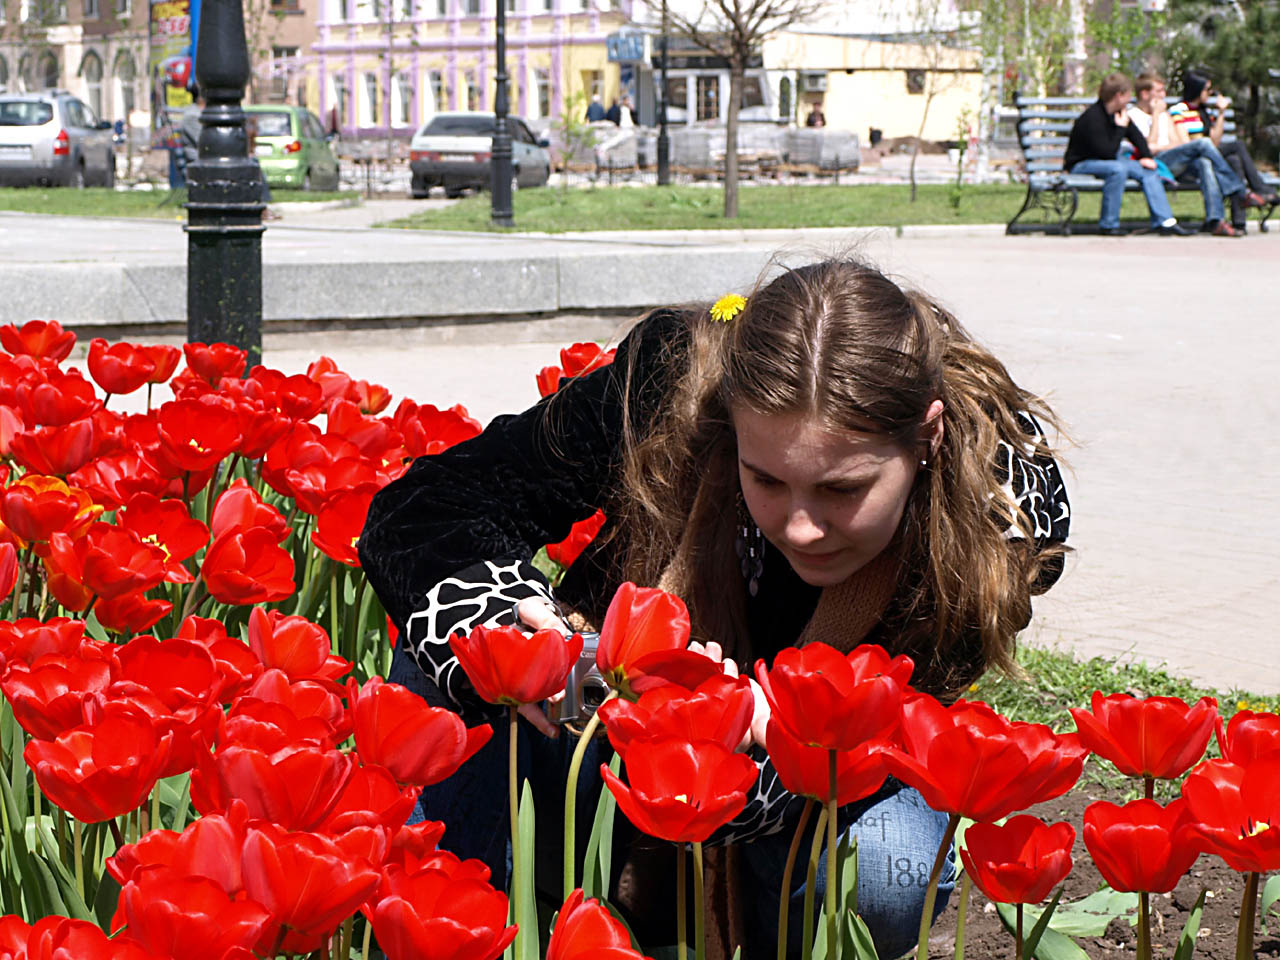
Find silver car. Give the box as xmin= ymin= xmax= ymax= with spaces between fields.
xmin=0 ymin=90 xmax=116 ymax=188
xmin=408 ymin=112 xmax=552 ymax=199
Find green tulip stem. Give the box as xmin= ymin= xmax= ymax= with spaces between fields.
xmin=32 ymin=782 xmax=42 ymax=856
xmin=677 ymin=843 xmax=688 ymax=960
xmin=11 ymin=546 xmax=31 ymax=619
xmin=562 ymin=688 xmax=620 ymax=899
xmin=508 ymin=707 xmax=524 ymax=956
xmin=1015 ymin=902 xmax=1023 ymax=960
xmin=778 ymin=798 xmax=817 ymax=960
xmin=361 ymin=916 xmax=373 ymax=959
xmin=178 ymin=571 xmax=207 ymax=623
xmin=150 ymin=787 xmax=161 ymax=834
xmin=803 ymin=806 xmax=829 ymax=960
xmin=108 ymin=817 xmax=124 ymax=850
xmin=1137 ymin=890 xmax=1151 ymax=960
xmin=1144 ymin=775 xmax=1154 ymax=801
xmin=73 ymin=818 xmax=84 ymax=901
xmin=693 ymin=841 xmax=706 ymax=960
xmin=916 ymin=812 xmax=961 ymax=960
xmin=330 ymin=567 xmax=340 ymax=657
xmin=953 ymin=870 xmax=972 ymax=960
xmin=338 ymin=914 xmax=354 ymax=960
xmin=1236 ymin=871 xmax=1260 ymax=960
xmin=825 ymin=750 xmax=838 ymax=960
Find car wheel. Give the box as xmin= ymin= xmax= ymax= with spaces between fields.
xmin=444 ymin=186 xmax=463 ymax=199
xmin=68 ymin=164 xmax=84 ymax=189
xmin=411 ymin=174 xmax=430 ymax=199
xmin=104 ymin=155 xmax=116 ymax=189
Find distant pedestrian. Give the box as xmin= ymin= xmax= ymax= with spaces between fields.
xmin=619 ymin=95 xmax=635 ymax=129
xmin=605 ymin=99 xmax=622 ymax=125
xmin=585 ymin=94 xmax=605 ymax=123
xmin=1063 ymin=72 xmax=1189 ymax=236
xmin=805 ymin=104 xmax=825 ymax=127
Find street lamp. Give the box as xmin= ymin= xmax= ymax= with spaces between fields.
xmin=656 ymin=0 xmax=670 ymax=185
xmin=184 ymin=0 xmax=265 ymax=366
xmin=490 ymin=0 xmax=514 ymax=226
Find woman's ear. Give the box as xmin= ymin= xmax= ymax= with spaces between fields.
xmin=922 ymin=399 xmax=945 ymax=458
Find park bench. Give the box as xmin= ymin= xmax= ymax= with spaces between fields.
xmin=1007 ymin=94 xmax=1279 ymax=235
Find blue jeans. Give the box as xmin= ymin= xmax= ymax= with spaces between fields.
xmin=390 ymin=642 xmax=954 ymax=959
xmin=1070 ymin=157 xmax=1174 ymax=228
xmin=1158 ymin=139 xmax=1245 ymax=222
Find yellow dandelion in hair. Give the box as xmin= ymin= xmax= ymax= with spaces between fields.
xmin=710 ymin=294 xmax=747 ymax=323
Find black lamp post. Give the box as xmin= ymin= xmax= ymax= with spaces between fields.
xmin=656 ymin=0 xmax=670 ymax=185
xmin=490 ymin=0 xmax=514 ymax=226
xmin=184 ymin=0 xmax=265 ymax=366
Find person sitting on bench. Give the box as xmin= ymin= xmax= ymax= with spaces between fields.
xmin=1064 ymin=72 xmax=1190 ymax=236
xmin=1168 ymin=71 xmax=1279 ymax=234
xmin=1129 ymin=72 xmax=1267 ymax=237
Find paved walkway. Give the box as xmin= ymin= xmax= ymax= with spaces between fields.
xmin=69 ymin=215 xmax=1280 ymax=696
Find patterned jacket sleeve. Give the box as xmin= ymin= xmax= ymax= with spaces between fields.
xmin=994 ymin=411 xmax=1071 ymax=593
xmin=358 ymin=309 xmax=686 ymax=712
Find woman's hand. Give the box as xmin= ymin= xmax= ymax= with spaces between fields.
xmin=687 ymin=641 xmax=771 ymax=751
xmin=513 ymin=598 xmax=568 ymax=738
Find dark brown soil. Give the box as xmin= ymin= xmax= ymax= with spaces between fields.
xmin=926 ymin=786 xmax=1279 ymax=959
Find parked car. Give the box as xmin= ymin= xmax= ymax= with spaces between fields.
xmin=408 ymin=112 xmax=551 ymax=198
xmin=0 ymin=90 xmax=115 ymax=188
xmin=243 ymin=104 xmax=341 ymax=191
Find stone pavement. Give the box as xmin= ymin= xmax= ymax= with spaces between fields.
xmin=63 ymin=214 xmax=1278 ymax=696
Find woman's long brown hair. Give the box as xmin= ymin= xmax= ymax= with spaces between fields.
xmin=612 ymin=258 xmax=1065 ymax=696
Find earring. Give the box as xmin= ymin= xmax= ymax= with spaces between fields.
xmin=920 ymin=459 xmax=928 ymax=468
xmin=734 ymin=492 xmax=765 ymax=597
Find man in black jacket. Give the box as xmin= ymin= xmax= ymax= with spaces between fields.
xmin=1064 ymin=72 xmax=1190 ymax=235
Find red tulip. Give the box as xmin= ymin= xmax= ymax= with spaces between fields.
xmin=546 ymin=509 xmax=607 ymax=570
xmin=601 ymin=737 xmax=758 ymax=843
xmin=307 ymin=356 xmax=353 ymax=403
xmin=0 ymin=617 xmax=89 ymax=667
xmin=351 ymin=676 xmax=492 ymax=786
xmin=2 ymin=648 xmax=117 ymax=740
xmin=316 ymin=763 xmax=419 ymax=834
xmin=559 ymin=342 xmax=616 ymax=378
xmin=70 ymin=449 xmax=172 ymax=509
xmin=0 ymin=474 xmax=102 ymax=545
xmin=1216 ymin=710 xmax=1280 ymax=765
xmin=210 ymin=478 xmax=289 ymax=542
xmin=97 ymin=590 xmax=174 ymax=634
xmin=596 ymin=581 xmax=690 ymax=697
xmin=107 ymin=802 xmax=250 ymax=894
xmin=261 ymin=422 xmax=358 ymax=497
xmin=192 ymin=740 xmax=354 ymax=831
xmin=597 ymin=673 xmax=753 ymax=755
xmin=156 ymin=398 xmax=244 ymax=473
xmin=960 ymin=816 xmax=1075 ymax=904
xmin=765 ymin=721 xmax=890 ymax=805
xmin=756 ymin=642 xmax=911 ymax=752
xmin=116 ymin=492 xmax=209 ymax=582
xmin=17 ymin=368 xmax=101 ymax=428
xmin=22 ymin=915 xmax=158 ymax=960
xmin=119 ymin=865 xmax=273 ymax=960
xmin=285 ymin=455 xmax=384 ymax=516
xmin=233 ymin=668 xmax=350 ymax=744
xmin=1083 ymin=798 xmax=1200 ymax=893
xmin=24 ymin=700 xmax=174 ymax=822
xmin=115 ymin=636 xmax=224 ymax=711
xmin=202 ymin=528 xmax=296 ymax=605
xmin=312 ymin=487 xmax=376 ymax=566
xmin=0 ymin=319 xmax=75 ymax=361
xmin=368 ymin=851 xmax=517 ymax=960
xmin=535 ymin=366 xmax=563 ymax=397
xmin=450 ymin=624 xmax=583 ymax=707
xmin=177 ymin=616 xmax=264 ymax=701
xmin=325 ymin=399 xmax=405 ymax=465
xmin=141 ymin=344 xmax=182 ymax=383
xmin=347 ymin=378 xmax=392 ymax=414
xmin=1070 ymin=692 xmax=1217 ymax=780
xmin=44 ymin=524 xmax=168 ymax=605
xmin=87 ymin=338 xmax=157 ymax=396
xmin=241 ymin=823 xmax=381 ymax=955
xmin=547 ymin=888 xmax=652 ymax=960
xmin=183 ymin=342 xmax=248 ymax=383
xmin=882 ymin=695 xmax=1087 ymax=822
xmin=392 ymin=400 xmax=482 ymax=458
xmin=247 ymin=608 xmax=350 ymax=682
xmin=9 ymin=417 xmax=103 ymax=475
xmin=1180 ymin=757 xmax=1280 ymax=874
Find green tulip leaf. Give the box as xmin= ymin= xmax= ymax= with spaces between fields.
xmin=93 ymin=870 xmax=122 ymax=932
xmin=845 ymin=909 xmax=880 ymax=959
xmin=1022 ymin=887 xmax=1064 ymax=960
xmin=1261 ymin=875 xmax=1280 ymax=934
xmin=583 ymin=753 xmax=621 ymax=901
xmin=995 ymin=897 xmax=1091 ymax=960
xmin=517 ymin=779 xmax=539 ymax=960
xmin=1025 ymin=887 xmax=1139 ymax=938
xmin=1172 ymin=888 xmax=1206 ymax=960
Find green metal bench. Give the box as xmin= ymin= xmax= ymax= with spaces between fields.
xmin=1007 ymin=94 xmax=1279 ymax=235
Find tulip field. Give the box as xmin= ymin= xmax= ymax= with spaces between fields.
xmin=0 ymin=319 xmax=1276 ymax=960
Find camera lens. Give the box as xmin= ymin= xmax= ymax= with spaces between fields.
xmin=581 ymin=676 xmax=610 ymax=709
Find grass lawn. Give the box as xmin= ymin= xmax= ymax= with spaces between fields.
xmin=383 ymin=182 xmax=1227 ymax=233
xmin=0 ymin=187 xmax=354 ymax=218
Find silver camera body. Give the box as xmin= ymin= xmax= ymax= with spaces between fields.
xmin=556 ymin=631 xmax=610 ymax=724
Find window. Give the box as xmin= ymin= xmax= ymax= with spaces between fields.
xmin=434 ymin=0 xmax=447 ymax=14
xmin=739 ymin=75 xmax=763 ymax=109
xmin=113 ymin=50 xmax=138 ymax=117
xmin=333 ymin=73 xmax=350 ymax=126
xmin=395 ymin=71 xmax=412 ymax=125
xmin=0 ymin=100 xmax=52 ymax=125
xmin=38 ymin=52 xmax=59 ymax=90
xmin=695 ymin=74 xmax=718 ymax=120
xmin=270 ymin=0 xmax=301 ymax=11
xmin=664 ymin=75 xmax=686 ymax=110
xmin=582 ymin=69 xmax=602 ymax=101
xmin=83 ymin=0 xmax=98 ymax=18
xmin=251 ymin=110 xmax=292 ymax=136
xmin=422 ymin=113 xmax=494 ymax=135
xmin=534 ymin=67 xmax=550 ymax=119
xmin=17 ymin=54 xmax=31 ymax=92
xmin=81 ymin=51 xmax=104 ymax=118
xmin=504 ymin=0 xmax=515 ymax=10
xmin=272 ymin=46 xmax=299 ymax=63
xmin=905 ymin=70 xmax=925 ymax=95
xmin=463 ymin=0 xmax=478 ymax=13
xmin=778 ymin=75 xmax=791 ymax=121
xmin=363 ymin=71 xmax=379 ymax=124
xmin=0 ymin=59 xmax=7 ymax=88
xmin=115 ymin=0 xmax=128 ymax=16
xmin=464 ymin=70 xmax=477 ymax=110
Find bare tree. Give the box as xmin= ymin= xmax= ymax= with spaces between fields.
xmin=243 ymin=0 xmax=288 ymax=102
xmin=648 ymin=0 xmax=823 ymax=218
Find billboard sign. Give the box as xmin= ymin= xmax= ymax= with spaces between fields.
xmin=149 ymin=0 xmax=201 ymax=144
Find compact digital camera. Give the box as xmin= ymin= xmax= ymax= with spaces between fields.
xmin=553 ymin=631 xmax=610 ymax=724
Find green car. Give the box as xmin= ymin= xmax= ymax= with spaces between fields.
xmin=244 ymin=104 xmax=341 ymax=191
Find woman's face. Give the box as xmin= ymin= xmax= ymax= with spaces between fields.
xmin=733 ymin=407 xmax=933 ymax=588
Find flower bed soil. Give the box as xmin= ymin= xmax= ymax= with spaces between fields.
xmin=926 ymin=785 xmax=1280 ymax=959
